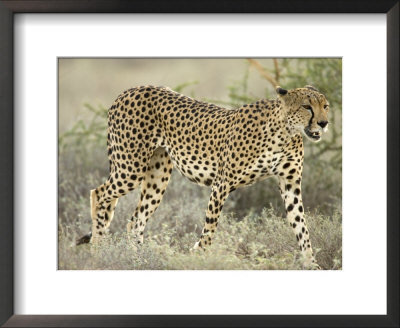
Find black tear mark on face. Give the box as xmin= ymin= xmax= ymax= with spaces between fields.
xmin=307 ymin=105 xmax=314 ymax=128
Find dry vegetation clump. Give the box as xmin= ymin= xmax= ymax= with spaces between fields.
xmin=59 ymin=168 xmax=342 ymax=270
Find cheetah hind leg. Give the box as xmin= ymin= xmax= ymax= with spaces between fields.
xmin=76 ymin=188 xmax=119 ymax=246
xmin=76 ymin=189 xmax=97 ymax=245
xmin=76 ymin=232 xmax=92 ymax=245
xmin=126 ymin=147 xmax=173 ymax=245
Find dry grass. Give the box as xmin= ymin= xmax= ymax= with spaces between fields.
xmin=59 ymin=158 xmax=342 ymax=270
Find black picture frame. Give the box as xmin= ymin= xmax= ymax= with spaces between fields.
xmin=0 ymin=1 xmax=398 ymax=327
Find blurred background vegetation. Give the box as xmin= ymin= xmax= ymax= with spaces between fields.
xmin=58 ymin=58 xmax=342 ymax=270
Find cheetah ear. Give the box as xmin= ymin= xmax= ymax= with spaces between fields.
xmin=276 ymin=86 xmax=288 ymax=96
xmin=304 ymin=85 xmax=319 ymax=92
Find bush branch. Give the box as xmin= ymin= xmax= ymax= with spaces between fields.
xmin=273 ymin=59 xmax=280 ymax=83
xmin=247 ymin=59 xmax=279 ymax=88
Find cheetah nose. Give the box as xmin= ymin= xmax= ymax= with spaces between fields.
xmin=317 ymin=121 xmax=328 ymax=128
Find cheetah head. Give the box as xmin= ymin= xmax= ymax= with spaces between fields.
xmin=276 ymin=85 xmax=329 ymax=142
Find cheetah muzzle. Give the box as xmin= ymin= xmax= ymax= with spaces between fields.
xmin=304 ymin=126 xmax=322 ymax=141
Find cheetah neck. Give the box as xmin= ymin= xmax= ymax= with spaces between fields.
xmin=279 ymin=101 xmax=304 ymax=138
xmin=265 ymin=100 xmax=295 ymax=149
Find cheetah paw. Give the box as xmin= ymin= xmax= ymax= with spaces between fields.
xmin=190 ymin=241 xmax=206 ymax=253
xmin=303 ymin=259 xmax=322 ymax=270
xmin=190 ymin=241 xmax=200 ymax=252
xmin=76 ymin=232 xmax=92 ymax=246
xmin=310 ymin=262 xmax=322 ymax=270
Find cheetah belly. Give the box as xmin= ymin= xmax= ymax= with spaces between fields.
xmin=165 ymin=147 xmax=217 ymax=187
xmin=244 ymin=152 xmax=281 ymax=183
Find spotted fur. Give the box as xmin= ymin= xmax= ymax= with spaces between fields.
xmin=77 ymin=85 xmax=330 ymax=269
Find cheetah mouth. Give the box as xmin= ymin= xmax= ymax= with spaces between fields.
xmin=304 ymin=127 xmax=321 ymax=141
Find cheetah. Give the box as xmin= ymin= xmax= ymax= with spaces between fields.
xmin=77 ymin=85 xmax=329 ymax=269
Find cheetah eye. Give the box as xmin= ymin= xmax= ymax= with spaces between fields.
xmin=302 ymin=105 xmax=312 ymax=111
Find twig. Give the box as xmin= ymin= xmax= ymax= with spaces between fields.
xmin=273 ymin=59 xmax=280 ymax=83
xmin=246 ymin=59 xmax=279 ymax=88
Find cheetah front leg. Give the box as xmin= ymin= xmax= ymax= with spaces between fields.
xmin=193 ymin=182 xmax=229 ymax=250
xmin=278 ymin=174 xmax=320 ymax=269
